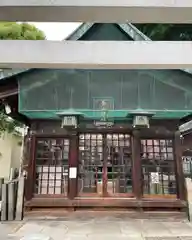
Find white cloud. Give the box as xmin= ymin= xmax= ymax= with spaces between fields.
xmin=30 ymin=22 xmax=82 ymax=40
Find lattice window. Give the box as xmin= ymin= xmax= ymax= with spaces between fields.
xmin=78 ymin=134 xmax=103 ymax=194
xmin=78 ymin=133 xmax=132 ymax=196
xmin=106 ymin=134 xmax=132 ymax=195
xmin=34 ymin=138 xmax=69 ymax=195
xmin=141 ymin=139 xmax=176 ymax=196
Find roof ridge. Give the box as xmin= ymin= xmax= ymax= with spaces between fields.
xmin=119 ymin=23 xmax=151 ymax=41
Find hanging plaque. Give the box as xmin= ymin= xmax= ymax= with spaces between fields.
xmin=93 ymin=98 xmax=114 ymax=128
xmin=94 ymin=120 xmax=114 ymax=128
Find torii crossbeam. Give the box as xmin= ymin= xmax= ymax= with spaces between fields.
xmin=1 ymin=0 xmax=192 ymax=23
xmin=0 ymin=41 xmax=192 ymax=69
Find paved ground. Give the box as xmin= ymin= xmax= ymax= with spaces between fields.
xmin=1 ymin=176 xmax=192 ymax=240
xmin=2 ymin=214 xmax=192 ymax=240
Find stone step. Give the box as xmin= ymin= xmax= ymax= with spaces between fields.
xmin=24 ymin=209 xmax=188 ymax=222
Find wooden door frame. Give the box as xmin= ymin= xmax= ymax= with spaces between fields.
xmin=102 ymin=134 xmax=108 ymax=197
xmin=139 ymin=132 xmax=181 ymax=200
xmin=76 ymin=129 xmax=179 ymax=200
xmin=174 ymin=131 xmax=186 ymax=201
xmin=77 ymin=130 xmax=135 ymax=198
xmin=25 ymin=128 xmax=185 ymax=202
xmin=132 ymin=130 xmax=142 ymax=199
xmin=26 ymin=134 xmax=72 ymax=200
xmin=25 ymin=134 xmax=36 ymax=201
xmin=73 ymin=129 xmax=180 ymax=200
xmin=100 ymin=133 xmax=134 ymax=198
xmin=68 ymin=131 xmax=79 ymax=199
xmin=77 ymin=132 xmax=107 ymax=198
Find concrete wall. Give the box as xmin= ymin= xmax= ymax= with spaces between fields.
xmin=0 ymin=132 xmax=22 ymax=180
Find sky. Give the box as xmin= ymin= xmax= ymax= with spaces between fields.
xmin=30 ymin=22 xmax=82 ymax=40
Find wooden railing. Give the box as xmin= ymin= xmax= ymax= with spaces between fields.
xmin=0 ymin=176 xmax=25 ymax=221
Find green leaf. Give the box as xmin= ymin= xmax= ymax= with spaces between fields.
xmin=0 ymin=22 xmax=46 ymax=134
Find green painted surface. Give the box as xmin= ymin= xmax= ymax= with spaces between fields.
xmin=20 ymin=109 xmax=190 ymax=119
xmin=78 ymin=23 xmax=132 ymax=41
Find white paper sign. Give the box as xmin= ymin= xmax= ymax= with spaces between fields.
xmin=69 ymin=167 xmax=77 ymax=179
xmin=151 ymin=172 xmax=159 ymax=184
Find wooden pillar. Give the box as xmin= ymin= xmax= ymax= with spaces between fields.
xmin=174 ymin=131 xmax=186 ymax=201
xmin=0 ymin=178 xmax=4 ymax=199
xmin=102 ymin=135 xmax=108 ymax=197
xmin=1 ymin=184 xmax=8 ymax=221
xmin=15 ymin=176 xmax=25 ymax=221
xmin=68 ymin=132 xmax=78 ymax=200
xmin=25 ymin=134 xmax=36 ymax=201
xmin=8 ymin=183 xmax=15 ymax=221
xmin=132 ymin=130 xmax=142 ymax=199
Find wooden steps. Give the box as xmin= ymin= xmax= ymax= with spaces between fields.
xmin=24 ymin=208 xmax=188 ymax=221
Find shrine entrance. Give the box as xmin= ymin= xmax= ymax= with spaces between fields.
xmin=31 ymin=132 xmax=178 ymax=201
xmin=78 ymin=133 xmax=133 ymax=197
xmin=25 ymin=127 xmax=186 ymax=214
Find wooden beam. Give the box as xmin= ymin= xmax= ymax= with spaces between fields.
xmin=1 ymin=0 xmax=192 ymax=23
xmin=0 ymin=88 xmax=18 ymax=99
xmin=1 ymin=41 xmax=192 ymax=69
xmin=132 ymin=130 xmax=142 ymax=199
xmin=174 ymin=131 xmax=186 ymax=201
xmin=68 ymin=132 xmax=78 ymax=199
xmin=180 ymin=120 xmax=192 ymax=133
xmin=25 ymin=197 xmax=186 ymax=208
xmin=25 ymin=134 xmax=36 ymax=201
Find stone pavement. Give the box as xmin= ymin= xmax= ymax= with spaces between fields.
xmin=2 ymin=214 xmax=192 ymax=240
